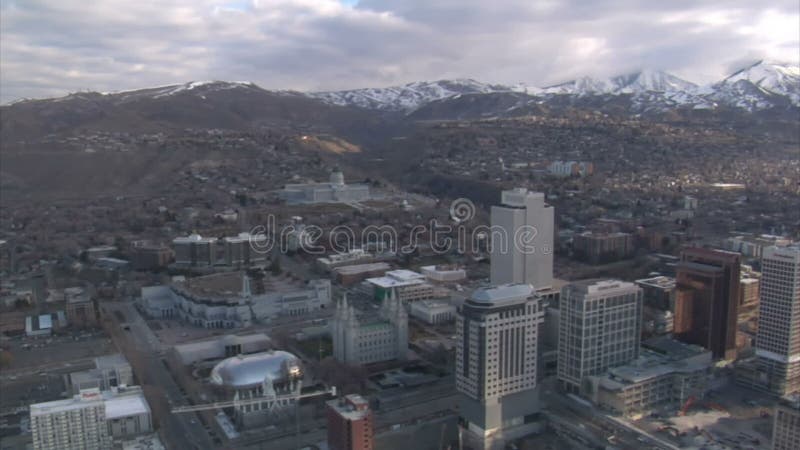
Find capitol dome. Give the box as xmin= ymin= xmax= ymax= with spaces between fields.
xmin=329 ymin=170 xmax=345 ymax=185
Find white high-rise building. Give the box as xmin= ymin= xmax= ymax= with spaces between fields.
xmin=558 ymin=280 xmax=643 ymax=393
xmin=490 ymin=189 xmax=554 ymax=291
xmin=31 ymin=389 xmax=109 ymax=450
xmin=755 ymin=245 xmax=800 ymax=396
xmin=456 ymin=283 xmax=544 ymax=449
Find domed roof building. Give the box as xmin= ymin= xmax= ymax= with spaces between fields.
xmin=209 ymin=350 xmax=304 ymax=428
xmin=279 ymin=168 xmax=371 ymax=204
xmin=210 ymin=350 xmax=302 ymax=389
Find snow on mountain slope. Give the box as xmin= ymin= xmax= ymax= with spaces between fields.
xmin=712 ymin=60 xmax=800 ymax=107
xmin=541 ymin=69 xmax=697 ymax=95
xmin=309 ymin=79 xmax=515 ymax=112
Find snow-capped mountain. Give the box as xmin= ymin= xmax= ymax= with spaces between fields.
xmin=541 ymin=69 xmax=697 ymax=95
xmin=310 ymin=63 xmax=798 ymax=114
xmin=707 ymin=60 xmax=800 ymax=109
xmin=309 ymin=79 xmax=515 ymax=112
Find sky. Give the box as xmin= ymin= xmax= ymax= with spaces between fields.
xmin=0 ymin=0 xmax=798 ymax=103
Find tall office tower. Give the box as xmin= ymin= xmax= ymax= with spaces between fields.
xmin=755 ymin=245 xmax=800 ymax=396
xmin=674 ymin=247 xmax=741 ymax=360
xmin=490 ymin=188 xmax=554 ymax=291
xmin=558 ymin=280 xmax=642 ymax=393
xmin=772 ymin=395 xmax=800 ymax=450
xmin=326 ymin=394 xmax=374 ymax=450
xmin=30 ymin=389 xmax=110 ymax=450
xmin=456 ymin=284 xmax=544 ymax=449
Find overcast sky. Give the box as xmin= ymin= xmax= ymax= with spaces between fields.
xmin=1 ymin=0 xmax=798 ymax=103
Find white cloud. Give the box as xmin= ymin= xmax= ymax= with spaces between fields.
xmin=0 ymin=0 xmax=797 ymax=102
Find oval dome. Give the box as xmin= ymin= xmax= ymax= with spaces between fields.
xmin=210 ymin=351 xmax=302 ymax=389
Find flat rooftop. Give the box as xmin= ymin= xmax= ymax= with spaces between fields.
xmin=104 ymin=391 xmax=150 ymax=419
xmin=327 ymin=394 xmax=370 ymax=421
xmin=95 ymin=353 xmax=129 ymax=369
xmin=635 ymin=276 xmax=676 ymax=290
xmin=597 ymin=339 xmax=711 ymax=388
xmin=333 ymin=262 xmax=391 ymax=275
xmin=366 ymin=269 xmax=427 ymax=288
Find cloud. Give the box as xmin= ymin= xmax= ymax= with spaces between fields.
xmin=0 ymin=0 xmax=797 ymax=103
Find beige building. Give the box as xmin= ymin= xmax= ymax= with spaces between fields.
xmin=490 ymin=189 xmax=554 ymax=291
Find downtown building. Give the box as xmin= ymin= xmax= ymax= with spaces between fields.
xmin=30 ymin=387 xmax=152 ymax=450
xmin=751 ymin=245 xmax=800 ymax=396
xmin=326 ymin=394 xmax=374 ymax=450
xmin=557 ymin=280 xmax=643 ymax=393
xmin=456 ymin=284 xmax=544 ymax=449
xmin=673 ymin=247 xmax=741 ymax=360
xmin=490 ymin=189 xmax=554 ymax=292
xmin=772 ymin=394 xmax=800 ymax=450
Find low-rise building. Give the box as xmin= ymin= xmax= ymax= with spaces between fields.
xmin=583 ymin=337 xmax=712 ymax=418
xmin=572 ymin=231 xmax=635 ymax=264
xmin=66 ymin=354 xmax=134 ymax=394
xmin=548 ymin=161 xmax=594 ymax=177
xmin=280 ymin=170 xmax=371 ymax=205
xmin=317 ymin=249 xmax=375 ymax=271
xmin=366 ymin=269 xmax=434 ymax=302
xmin=130 ymin=242 xmax=172 ymax=271
xmin=139 ymin=272 xmax=331 ymax=328
xmin=172 ymin=334 xmax=271 ymax=365
xmin=25 ymin=312 xmax=66 ymax=337
xmin=332 ymin=263 xmax=391 ymax=286
xmin=65 ymin=287 xmax=97 ymax=328
xmin=409 ymin=300 xmax=456 ymax=325
xmin=420 ymin=265 xmax=467 ymax=283
xmin=724 ymin=234 xmax=791 ymax=259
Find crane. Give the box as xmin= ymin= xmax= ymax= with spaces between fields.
xmin=678 ymin=395 xmax=696 ymax=417
xmin=171 ymin=386 xmax=336 ymax=414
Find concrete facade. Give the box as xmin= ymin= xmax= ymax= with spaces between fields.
xmin=755 ymin=245 xmax=800 ymax=396
xmin=490 ymin=189 xmax=554 ymax=291
xmin=558 ymin=280 xmax=642 ymax=393
xmin=456 ymin=283 xmax=544 ymax=449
